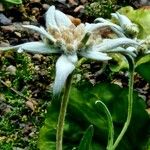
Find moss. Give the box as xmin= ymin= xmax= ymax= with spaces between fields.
xmin=0 ymin=52 xmax=52 ymax=149
xmin=84 ymin=0 xmax=119 ymax=18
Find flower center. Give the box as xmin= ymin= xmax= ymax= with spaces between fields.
xmin=48 ymin=24 xmax=85 ymax=54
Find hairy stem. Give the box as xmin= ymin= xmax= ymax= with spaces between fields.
xmin=112 ymin=57 xmax=134 ymax=150
xmin=56 ymin=73 xmax=73 ymax=150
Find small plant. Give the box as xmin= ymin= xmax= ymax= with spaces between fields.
xmin=85 ymin=0 xmax=115 ymax=18
xmin=0 ymin=5 xmax=150 ymax=150
xmin=84 ymin=0 xmax=120 ymax=18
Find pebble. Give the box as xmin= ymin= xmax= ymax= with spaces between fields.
xmin=68 ymin=15 xmax=81 ymax=26
xmin=42 ymin=4 xmax=50 ymax=10
xmin=0 ymin=41 xmax=10 ymax=47
xmin=14 ymin=32 xmax=22 ymax=37
xmin=30 ymin=0 xmax=41 ymax=2
xmin=80 ymin=0 xmax=87 ymax=4
xmin=1 ymin=25 xmax=16 ymax=32
xmin=139 ymin=0 xmax=150 ymax=5
xmin=32 ymin=7 xmax=40 ymax=15
xmin=33 ymin=54 xmax=43 ymax=61
xmin=26 ymin=100 xmax=35 ymax=111
xmin=0 ymin=13 xmax=11 ymax=25
xmin=35 ymin=65 xmax=40 ymax=71
xmin=6 ymin=65 xmax=17 ymax=75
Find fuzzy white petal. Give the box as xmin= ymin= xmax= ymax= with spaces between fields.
xmin=85 ymin=22 xmax=126 ymax=37
xmin=46 ymin=5 xmax=72 ymax=29
xmin=23 ymin=25 xmax=56 ymax=42
xmin=67 ymin=54 xmax=78 ymax=64
xmin=110 ymin=27 xmax=126 ymax=37
xmin=46 ymin=6 xmax=57 ymax=28
xmin=0 ymin=45 xmax=20 ymax=51
xmin=111 ymin=12 xmax=132 ymax=28
xmin=19 ymin=42 xmax=61 ymax=54
xmin=106 ymin=47 xmax=137 ymax=57
xmin=55 ymin=10 xmax=72 ymax=27
xmin=85 ymin=23 xmax=110 ymax=32
xmin=53 ymin=54 xmax=77 ymax=95
xmin=86 ymin=21 xmax=123 ymax=32
xmin=94 ymin=18 xmax=123 ymax=32
xmin=94 ymin=38 xmax=139 ymax=52
xmin=0 ymin=42 xmax=60 ymax=54
xmin=80 ymin=51 xmax=111 ymax=61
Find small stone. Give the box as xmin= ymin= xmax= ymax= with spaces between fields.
xmin=68 ymin=0 xmax=78 ymax=6
xmin=112 ymin=79 xmax=123 ymax=87
xmin=26 ymin=100 xmax=35 ymax=111
xmin=67 ymin=15 xmax=81 ymax=26
xmin=0 ymin=13 xmax=11 ymax=25
xmin=29 ymin=131 xmax=35 ymax=137
xmin=42 ymin=4 xmax=50 ymax=10
xmin=6 ymin=65 xmax=17 ymax=75
xmin=80 ymin=0 xmax=87 ymax=4
xmin=35 ymin=65 xmax=40 ymax=71
xmin=32 ymin=7 xmax=40 ymax=15
xmin=33 ymin=54 xmax=42 ymax=61
xmin=30 ymin=0 xmax=41 ymax=2
xmin=139 ymin=0 xmax=150 ymax=5
xmin=74 ymin=5 xmax=84 ymax=12
xmin=1 ymin=25 xmax=16 ymax=32
xmin=14 ymin=32 xmax=21 ymax=37
xmin=0 ymin=41 xmax=10 ymax=47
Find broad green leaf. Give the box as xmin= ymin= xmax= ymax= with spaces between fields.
xmin=118 ymin=6 xmax=150 ymax=39
xmin=38 ymin=83 xmax=150 ymax=150
xmin=136 ymin=55 xmax=150 ymax=68
xmin=78 ymin=125 xmax=94 ymax=150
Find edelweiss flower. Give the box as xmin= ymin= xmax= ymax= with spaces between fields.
xmin=0 ymin=6 xmax=139 ymax=95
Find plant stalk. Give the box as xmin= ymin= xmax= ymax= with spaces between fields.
xmin=112 ymin=59 xmax=134 ymax=150
xmin=56 ymin=73 xmax=73 ymax=150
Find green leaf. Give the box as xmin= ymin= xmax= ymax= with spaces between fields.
xmin=78 ymin=125 xmax=94 ymax=150
xmin=136 ymin=55 xmax=150 ymax=68
xmin=38 ymin=83 xmax=150 ymax=150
